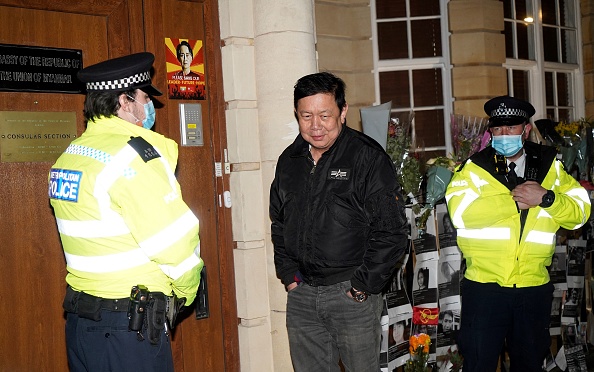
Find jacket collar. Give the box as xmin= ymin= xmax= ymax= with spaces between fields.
xmin=470 ymin=141 xmax=557 ymax=186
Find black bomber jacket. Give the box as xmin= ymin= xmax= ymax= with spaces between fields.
xmin=270 ymin=126 xmax=408 ymax=294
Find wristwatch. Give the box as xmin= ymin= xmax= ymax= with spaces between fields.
xmin=539 ymin=190 xmax=555 ymax=208
xmin=350 ymin=287 xmax=368 ymax=303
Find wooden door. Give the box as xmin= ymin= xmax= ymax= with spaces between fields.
xmin=0 ymin=1 xmax=237 ymax=371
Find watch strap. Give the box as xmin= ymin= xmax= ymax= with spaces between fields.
xmin=350 ymin=287 xmax=368 ymax=303
xmin=539 ymin=190 xmax=555 ymax=208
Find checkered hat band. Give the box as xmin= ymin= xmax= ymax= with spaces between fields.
xmin=86 ymin=71 xmax=151 ymax=91
xmin=490 ymin=106 xmax=527 ymax=118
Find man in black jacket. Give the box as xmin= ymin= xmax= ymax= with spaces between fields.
xmin=269 ymin=72 xmax=408 ymax=371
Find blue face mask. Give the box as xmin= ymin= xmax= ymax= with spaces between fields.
xmin=127 ymin=95 xmax=156 ymax=130
xmin=491 ymin=134 xmax=524 ymax=157
xmin=140 ymin=101 xmax=156 ymax=130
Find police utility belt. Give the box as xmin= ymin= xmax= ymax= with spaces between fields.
xmin=63 ymin=285 xmax=186 ymax=345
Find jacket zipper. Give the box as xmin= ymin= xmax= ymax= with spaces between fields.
xmin=301 ymin=159 xmax=316 ymax=284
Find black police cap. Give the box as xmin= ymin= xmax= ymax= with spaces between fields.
xmin=77 ymin=52 xmax=162 ymax=96
xmin=484 ymin=95 xmax=535 ymax=127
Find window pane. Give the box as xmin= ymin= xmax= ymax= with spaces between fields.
xmin=546 ymin=109 xmax=556 ymax=119
xmin=556 ymin=73 xmax=571 ymax=106
xmin=515 ymin=0 xmax=527 ymax=20
xmin=517 ymin=23 xmax=531 ymax=60
xmin=512 ymin=70 xmax=530 ymax=101
xmin=424 ymin=149 xmax=447 ymax=159
xmin=414 ymin=109 xmax=445 ymax=148
xmin=541 ymin=0 xmax=557 ymax=25
xmin=561 ymin=29 xmax=577 ymax=64
xmin=545 ymin=72 xmax=555 ymax=106
xmin=376 ymin=0 xmax=406 ymax=19
xmin=558 ymin=109 xmax=571 ymax=123
xmin=505 ymin=21 xmax=514 ymax=58
xmin=410 ymin=0 xmax=440 ymax=17
xmin=413 ymin=69 xmax=443 ymax=106
xmin=379 ymin=70 xmax=410 ymax=107
xmin=378 ymin=22 xmax=408 ymax=59
xmin=559 ymin=0 xmax=576 ymax=27
xmin=542 ymin=26 xmax=559 ymax=62
xmin=503 ymin=0 xmax=512 ymax=19
xmin=411 ymin=19 xmax=442 ymax=58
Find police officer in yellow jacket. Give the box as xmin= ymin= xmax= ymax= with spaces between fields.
xmin=445 ymin=96 xmax=590 ymax=371
xmin=48 ymin=52 xmax=203 ymax=372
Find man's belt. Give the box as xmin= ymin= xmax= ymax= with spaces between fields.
xmin=63 ymin=286 xmax=130 ymax=321
xmin=81 ymin=291 xmax=130 ymax=311
xmin=63 ymin=286 xmax=183 ymax=345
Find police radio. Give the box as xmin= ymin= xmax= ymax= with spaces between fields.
xmin=128 ymin=285 xmax=149 ymax=331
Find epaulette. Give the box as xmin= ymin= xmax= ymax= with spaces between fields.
xmin=128 ymin=136 xmax=161 ymax=162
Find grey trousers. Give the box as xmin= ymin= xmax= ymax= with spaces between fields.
xmin=286 ymin=280 xmax=383 ymax=372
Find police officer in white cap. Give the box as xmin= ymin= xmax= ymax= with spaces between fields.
xmin=49 ymin=52 xmax=203 ymax=372
xmin=445 ymin=96 xmax=590 ymax=371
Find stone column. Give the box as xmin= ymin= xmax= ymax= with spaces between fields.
xmin=449 ymin=0 xmax=507 ymax=117
xmin=219 ymin=0 xmax=317 ymax=370
xmin=254 ymin=2 xmax=318 ymax=370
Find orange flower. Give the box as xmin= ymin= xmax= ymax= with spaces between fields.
xmin=405 ymin=333 xmax=431 ymax=372
xmin=408 ymin=333 xmax=431 ymax=355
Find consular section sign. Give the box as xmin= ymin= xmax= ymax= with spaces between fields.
xmin=0 ymin=111 xmax=77 ymax=162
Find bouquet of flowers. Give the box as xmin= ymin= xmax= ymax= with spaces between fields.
xmin=416 ymin=156 xmax=456 ymax=232
xmin=425 ymin=157 xmax=456 ymax=207
xmin=386 ymin=112 xmax=423 ymax=205
xmin=555 ymin=118 xmax=592 ymax=179
xmin=404 ymin=333 xmax=431 ymax=372
xmin=450 ymin=114 xmax=489 ymax=163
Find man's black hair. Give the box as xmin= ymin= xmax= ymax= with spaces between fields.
xmin=441 ymin=310 xmax=453 ymax=319
xmin=176 ymin=41 xmax=194 ymax=60
xmin=83 ymin=88 xmax=136 ymax=122
xmin=293 ymin=71 xmax=347 ymax=112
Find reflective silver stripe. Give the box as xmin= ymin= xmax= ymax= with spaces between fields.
xmin=139 ymin=210 xmax=199 ymax=256
xmin=567 ymin=187 xmax=591 ymax=227
xmin=457 ymin=227 xmax=510 ymax=240
xmin=56 ymin=146 xmax=139 ymax=238
xmin=469 ymin=171 xmax=489 ymax=189
xmin=159 ymin=247 xmax=202 ymax=280
xmin=446 ymin=188 xmax=479 ymax=229
xmin=65 ymin=144 xmax=136 ymax=178
xmin=65 ymin=248 xmax=150 ymax=273
xmin=525 ymin=230 xmax=555 ymax=245
xmin=554 ymin=160 xmax=590 ymax=226
xmin=537 ymin=209 xmax=552 ymax=218
xmin=555 ymin=161 xmax=561 ymax=180
xmin=56 ymin=217 xmax=130 ymax=238
xmin=446 ymin=169 xmax=488 ymax=229
xmin=155 ymin=152 xmax=181 ymax=203
xmin=567 ymin=187 xmax=590 ymax=202
xmin=95 ymin=146 xmax=138 ymax=216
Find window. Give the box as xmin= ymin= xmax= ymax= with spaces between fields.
xmin=503 ymin=0 xmax=536 ymax=60
xmin=504 ymin=0 xmax=583 ymax=123
xmin=372 ymin=0 xmax=452 ymax=158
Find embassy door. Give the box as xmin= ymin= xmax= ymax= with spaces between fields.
xmin=0 ymin=1 xmax=238 ymax=371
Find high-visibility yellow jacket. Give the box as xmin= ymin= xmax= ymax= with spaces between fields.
xmin=445 ymin=143 xmax=590 ymax=288
xmin=49 ymin=116 xmax=202 ymax=304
